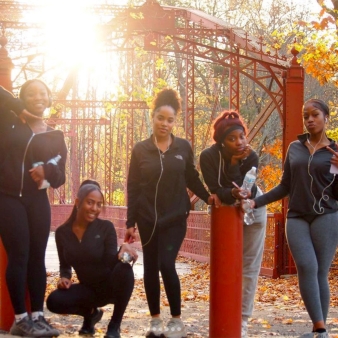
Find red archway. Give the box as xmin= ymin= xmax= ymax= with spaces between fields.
xmin=0 ymin=0 xmax=303 ymax=207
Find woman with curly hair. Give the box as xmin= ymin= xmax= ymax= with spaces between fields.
xmin=125 ymin=88 xmax=219 ymax=338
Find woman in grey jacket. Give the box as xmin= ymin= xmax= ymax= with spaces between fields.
xmin=0 ymin=80 xmax=67 ymax=337
xmin=200 ymin=111 xmax=267 ymax=338
xmin=249 ymin=99 xmax=338 ymax=338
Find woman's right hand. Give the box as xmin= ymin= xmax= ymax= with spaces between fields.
xmin=124 ymin=227 xmax=137 ymax=244
xmin=57 ymin=277 xmax=72 ymax=289
xmin=19 ymin=109 xmax=44 ymax=123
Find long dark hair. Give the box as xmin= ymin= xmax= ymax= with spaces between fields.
xmin=64 ymin=180 xmax=103 ymax=225
xmin=304 ymin=99 xmax=330 ymax=118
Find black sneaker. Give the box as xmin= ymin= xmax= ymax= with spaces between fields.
xmin=79 ymin=308 xmax=104 ymax=336
xmin=10 ymin=316 xmax=55 ymax=337
xmin=104 ymin=322 xmax=121 ymax=338
xmin=34 ymin=315 xmax=60 ymax=337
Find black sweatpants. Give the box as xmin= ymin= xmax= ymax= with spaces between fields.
xmin=137 ymin=218 xmax=187 ymax=317
xmin=0 ymin=191 xmax=51 ymax=314
xmin=46 ymin=262 xmax=134 ymax=324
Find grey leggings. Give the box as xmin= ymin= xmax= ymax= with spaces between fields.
xmin=286 ymin=212 xmax=338 ymax=324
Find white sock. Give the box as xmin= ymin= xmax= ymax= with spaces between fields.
xmin=15 ymin=313 xmax=28 ymax=323
xmin=31 ymin=311 xmax=43 ymax=321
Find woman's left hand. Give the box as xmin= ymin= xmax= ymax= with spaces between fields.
xmin=118 ymin=243 xmax=138 ymax=264
xmin=231 ymin=144 xmax=252 ymax=166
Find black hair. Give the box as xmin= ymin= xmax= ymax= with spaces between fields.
xmin=80 ymin=179 xmax=101 ymax=189
xmin=64 ymin=180 xmax=104 ymax=225
xmin=212 ymin=111 xmax=248 ymax=144
xmin=304 ymin=99 xmax=330 ymax=117
xmin=151 ymin=88 xmax=182 ymax=117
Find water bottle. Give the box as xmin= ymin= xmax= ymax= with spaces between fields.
xmin=241 ymin=167 xmax=257 ymax=225
xmin=240 ymin=167 xmax=257 ymax=198
xmin=243 ymin=199 xmax=255 ymax=225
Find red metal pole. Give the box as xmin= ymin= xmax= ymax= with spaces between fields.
xmin=0 ymin=240 xmax=15 ymax=331
xmin=0 ymin=36 xmax=13 ymax=92
xmin=282 ymin=47 xmax=304 ymax=276
xmin=209 ymin=205 xmax=243 ymax=337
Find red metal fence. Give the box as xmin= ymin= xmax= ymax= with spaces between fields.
xmin=50 ymin=205 xmax=337 ymax=278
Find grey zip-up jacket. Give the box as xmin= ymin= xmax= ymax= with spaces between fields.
xmin=254 ymin=133 xmax=338 ymax=217
xmin=0 ymin=86 xmax=67 ymax=197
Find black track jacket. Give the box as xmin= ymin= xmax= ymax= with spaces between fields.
xmin=0 ymin=86 xmax=67 ymax=197
xmin=126 ymin=135 xmax=210 ymax=228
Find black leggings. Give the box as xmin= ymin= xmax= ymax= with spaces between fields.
xmin=46 ymin=262 xmax=134 ymax=324
xmin=137 ymin=218 xmax=187 ymax=317
xmin=0 ymin=191 xmax=51 ymax=314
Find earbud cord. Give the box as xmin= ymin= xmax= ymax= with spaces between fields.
xmin=307 ymin=131 xmax=335 ymax=214
xmin=141 ymin=136 xmax=169 ymax=247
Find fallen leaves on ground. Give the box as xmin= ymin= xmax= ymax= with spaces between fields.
xmin=46 ymin=258 xmax=338 ymax=309
xmin=45 ymin=257 xmax=338 ymax=337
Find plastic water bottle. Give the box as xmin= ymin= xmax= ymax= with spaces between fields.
xmin=243 ymin=199 xmax=255 ymax=225
xmin=241 ymin=167 xmax=257 ymax=225
xmin=240 ymin=167 xmax=257 ymax=198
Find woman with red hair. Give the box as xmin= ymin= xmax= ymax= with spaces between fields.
xmin=200 ymin=111 xmax=267 ymax=338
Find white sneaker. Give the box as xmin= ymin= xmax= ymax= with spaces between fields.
xmin=314 ymin=332 xmax=329 ymax=338
xmin=163 ymin=318 xmax=187 ymax=338
xmin=241 ymin=319 xmax=248 ymax=338
xmin=145 ymin=317 xmax=163 ymax=337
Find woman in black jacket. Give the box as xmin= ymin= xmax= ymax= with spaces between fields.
xmin=47 ymin=180 xmax=137 ymax=338
xmin=124 ymin=88 xmax=219 ymax=338
xmin=0 ymin=79 xmax=67 ymax=337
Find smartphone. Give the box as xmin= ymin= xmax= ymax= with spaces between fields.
xmin=330 ymin=164 xmax=338 ymax=174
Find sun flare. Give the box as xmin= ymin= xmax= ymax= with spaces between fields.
xmin=19 ymin=0 xmax=132 ymax=101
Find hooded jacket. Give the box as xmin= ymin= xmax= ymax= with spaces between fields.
xmin=200 ymin=143 xmax=258 ymax=205
xmin=0 ymin=86 xmax=67 ymax=197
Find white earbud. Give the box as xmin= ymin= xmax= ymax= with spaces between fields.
xmin=325 ymin=117 xmax=328 ymax=123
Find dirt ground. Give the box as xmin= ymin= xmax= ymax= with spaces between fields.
xmin=1 ymin=257 xmax=338 ymax=338
xmin=39 ymin=297 xmax=338 ymax=338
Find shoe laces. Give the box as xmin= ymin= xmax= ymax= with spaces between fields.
xmin=166 ymin=319 xmax=184 ymax=331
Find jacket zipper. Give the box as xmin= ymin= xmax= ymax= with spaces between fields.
xmin=19 ymin=128 xmax=60 ymax=197
xmin=20 ymin=133 xmax=35 ymax=197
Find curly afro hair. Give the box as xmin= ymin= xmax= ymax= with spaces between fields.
xmin=151 ymin=88 xmax=182 ymax=116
